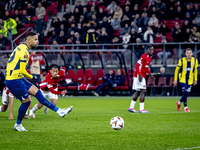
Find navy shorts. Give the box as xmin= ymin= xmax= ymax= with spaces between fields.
xmin=180 ymin=83 xmax=192 ymax=93
xmin=6 ymin=78 xmax=32 ymax=100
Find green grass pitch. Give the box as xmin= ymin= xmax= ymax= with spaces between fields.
xmin=0 ymin=96 xmax=200 ymax=150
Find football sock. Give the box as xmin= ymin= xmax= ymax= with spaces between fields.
xmin=35 ymin=90 xmax=59 ymax=112
xmin=32 ymin=104 xmax=39 ymax=112
xmin=25 ymin=109 xmax=28 ymax=115
xmin=0 ymin=106 xmax=2 ymax=112
xmin=182 ymin=92 xmax=187 ymax=107
xmin=184 ymin=107 xmax=188 ymax=110
xmin=140 ymin=102 xmax=144 ymax=110
xmin=29 ymin=109 xmax=33 ymax=115
xmin=16 ymin=101 xmax=30 ymax=124
xmin=178 ymin=101 xmax=181 ymax=105
xmin=130 ymin=100 xmax=136 ymax=108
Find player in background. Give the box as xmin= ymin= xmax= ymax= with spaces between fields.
xmin=5 ymin=32 xmax=73 ymax=131
xmin=32 ymin=64 xmax=67 ymax=118
xmin=174 ymin=48 xmax=198 ymax=112
xmin=128 ymin=45 xmax=154 ymax=113
xmin=0 ymin=86 xmax=14 ymax=119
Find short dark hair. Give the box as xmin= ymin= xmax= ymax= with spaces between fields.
xmin=25 ymin=32 xmax=37 ymax=40
xmin=50 ymin=64 xmax=60 ymax=70
xmin=147 ymin=45 xmax=154 ymax=49
xmin=186 ymin=48 xmax=193 ymax=52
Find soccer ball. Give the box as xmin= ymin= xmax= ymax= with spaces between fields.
xmin=110 ymin=116 xmax=124 ymax=130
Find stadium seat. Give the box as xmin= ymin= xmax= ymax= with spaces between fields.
xmin=31 ymin=16 xmax=37 ymax=21
xmin=128 ymin=69 xmax=134 ymax=87
xmin=119 ymin=0 xmax=127 ymax=6
xmin=164 ymin=77 xmax=179 ymax=96
xmin=153 ymin=77 xmax=167 ymax=95
xmin=154 ymin=48 xmax=162 ymax=59
xmin=88 ymin=69 xmax=105 ymax=90
xmin=113 ymin=29 xmax=121 ymax=37
xmin=19 ymin=10 xmax=23 ymax=15
xmin=85 ymin=69 xmax=94 ymax=84
xmin=119 ymin=69 xmax=129 ymax=91
xmin=8 ymin=10 xmax=15 ymax=16
xmin=146 ymin=77 xmax=156 ymax=96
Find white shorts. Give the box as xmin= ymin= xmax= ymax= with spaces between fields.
xmin=2 ymin=88 xmax=14 ymax=105
xmin=41 ymin=90 xmax=58 ymax=100
xmin=132 ymin=75 xmax=146 ymax=91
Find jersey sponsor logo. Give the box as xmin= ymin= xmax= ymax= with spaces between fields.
xmin=184 ymin=68 xmax=192 ymax=71
xmin=24 ymin=55 xmax=28 ymax=59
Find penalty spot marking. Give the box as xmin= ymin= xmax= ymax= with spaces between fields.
xmin=168 ymin=146 xmax=200 ymax=150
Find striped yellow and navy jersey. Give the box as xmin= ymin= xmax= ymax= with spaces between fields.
xmin=6 ymin=43 xmax=33 ymax=80
xmin=174 ymin=57 xmax=198 ymax=85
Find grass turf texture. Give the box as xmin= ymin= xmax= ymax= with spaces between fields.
xmin=0 ymin=97 xmax=200 ymax=150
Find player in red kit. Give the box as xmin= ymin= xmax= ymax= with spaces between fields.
xmin=128 ymin=45 xmax=154 ymax=113
xmin=31 ymin=64 xmax=67 ymax=118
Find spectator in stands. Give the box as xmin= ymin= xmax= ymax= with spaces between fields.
xmin=130 ymin=21 xmax=138 ymax=32
xmin=5 ymin=11 xmax=10 ymax=20
xmin=87 ymin=7 xmax=97 ymax=20
xmin=50 ymin=40 xmax=59 ymax=50
xmin=172 ymin=22 xmax=185 ymax=42
xmin=107 ymin=8 xmax=114 ymax=22
xmin=67 ymin=23 xmax=77 ymax=36
xmin=142 ymin=6 xmax=149 ymax=15
xmin=149 ymin=6 xmax=158 ymax=18
xmin=132 ymin=4 xmax=140 ymax=18
xmin=185 ymin=3 xmax=193 ymax=17
xmin=190 ymin=26 xmax=200 ymax=42
xmin=4 ymin=17 xmax=17 ymax=47
xmin=66 ymin=30 xmax=74 ymax=41
xmin=83 ymin=7 xmax=89 ymax=22
xmin=21 ymin=10 xmax=29 ymax=24
xmin=74 ymin=8 xmax=81 ymax=24
xmin=157 ymin=37 xmax=172 ymax=64
xmin=49 ymin=30 xmax=58 ymax=44
xmin=97 ymin=8 xmax=107 ymax=22
xmin=111 ymin=37 xmax=122 ymax=49
xmin=84 ymin=26 xmax=97 ymax=48
xmin=26 ymin=3 xmax=35 ymax=16
xmin=83 ymin=1 xmax=90 ymax=12
xmin=165 ymin=6 xmax=175 ymax=20
xmin=100 ymin=16 xmax=113 ymax=31
xmin=47 ymin=26 xmax=58 ymax=37
xmin=90 ymin=15 xmax=99 ymax=27
xmin=149 ymin=0 xmax=157 ymax=10
xmin=156 ymin=21 xmax=170 ymax=36
xmin=93 ymin=70 xmax=115 ymax=97
xmin=35 ymin=15 xmax=46 ymax=44
xmin=137 ymin=27 xmax=144 ymax=42
xmin=13 ymin=10 xmax=21 ymax=20
xmin=122 ymin=32 xmax=131 ymax=49
xmin=130 ymin=28 xmax=138 ymax=43
xmin=148 ymin=14 xmax=158 ymax=29
xmin=135 ymin=38 xmax=145 ymax=59
xmin=91 ymin=2 xmax=99 ymax=12
xmin=156 ymin=0 xmax=166 ymax=12
xmin=143 ymin=27 xmax=155 ymax=43
xmin=140 ymin=13 xmax=150 ymax=30
xmin=77 ymin=22 xmax=84 ymax=35
xmin=184 ymin=28 xmax=191 ymax=42
xmin=66 ymin=38 xmax=72 ymax=50
xmin=111 ymin=13 xmax=121 ymax=30
xmin=14 ymin=0 xmax=25 ymax=10
xmin=0 ymin=69 xmax=5 ymax=95
xmin=0 ymin=19 xmax=4 ymax=29
xmin=57 ymin=31 xmax=67 ymax=44
xmin=123 ymin=5 xmax=132 ymax=19
xmin=98 ymin=27 xmax=110 ymax=49
xmin=35 ymin=2 xmax=46 ymax=17
xmin=121 ymin=15 xmax=130 ymax=27
xmin=63 ymin=9 xmax=72 ymax=21
xmin=106 ymin=69 xmax=125 ymax=96
xmin=41 ymin=0 xmax=48 ymax=9
xmin=195 ymin=12 xmax=200 ymax=26
xmin=73 ymin=32 xmax=84 ymax=49
xmin=58 ymin=24 xmax=67 ymax=35
xmin=189 ymin=34 xmax=199 ymax=43
xmin=51 ymin=15 xmax=61 ymax=30
xmin=0 ymin=33 xmax=7 ymax=50
xmin=114 ymin=6 xmax=123 ymax=19
xmin=0 ymin=2 xmax=5 ymax=20
xmin=193 ymin=3 xmax=200 ymax=19
xmin=5 ymin=0 xmax=16 ymax=10
xmin=174 ymin=6 xmax=184 ymax=20
xmin=134 ymin=14 xmax=141 ymax=27
xmin=184 ymin=12 xmax=193 ymax=26
xmin=40 ymin=69 xmax=47 ymax=82
xmin=15 ymin=17 xmax=24 ymax=29
xmin=182 ymin=20 xmax=191 ymax=34
xmin=120 ymin=23 xmax=131 ymax=37
xmin=107 ymin=1 xmax=117 ymax=12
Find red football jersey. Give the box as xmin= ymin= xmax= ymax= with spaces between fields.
xmin=134 ymin=53 xmax=152 ymax=78
xmin=40 ymin=67 xmax=66 ymax=94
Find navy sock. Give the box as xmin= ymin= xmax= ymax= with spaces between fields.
xmin=16 ymin=101 xmax=30 ymax=124
xmin=35 ymin=90 xmax=59 ymax=112
xmin=182 ymin=92 xmax=187 ymax=107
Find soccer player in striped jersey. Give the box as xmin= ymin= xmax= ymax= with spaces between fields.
xmin=5 ymin=32 xmax=73 ymax=131
xmin=174 ymin=48 xmax=198 ymax=112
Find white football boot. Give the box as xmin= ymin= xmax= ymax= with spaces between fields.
xmin=44 ymin=106 xmax=49 ymax=114
xmin=14 ymin=123 xmax=27 ymax=131
xmin=57 ymin=106 xmax=73 ymax=117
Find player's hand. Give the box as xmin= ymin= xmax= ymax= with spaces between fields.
xmin=174 ymin=81 xmax=177 ymax=86
xmin=61 ymin=90 xmax=67 ymax=96
xmin=193 ymin=80 xmax=197 ymax=86
xmin=150 ymin=74 xmax=155 ymax=79
xmin=139 ymin=75 xmax=143 ymax=82
xmin=32 ymin=75 xmax=38 ymax=80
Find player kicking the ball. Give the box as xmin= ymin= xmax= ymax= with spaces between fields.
xmin=128 ymin=45 xmax=154 ymax=113
xmin=0 ymin=86 xmax=14 ymax=119
xmin=32 ymin=64 xmax=67 ymax=118
xmin=5 ymin=32 xmax=73 ymax=131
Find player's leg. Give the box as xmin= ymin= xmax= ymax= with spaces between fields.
xmin=138 ymin=89 xmax=150 ymax=113
xmin=8 ymin=96 xmax=14 ymax=119
xmin=105 ymin=83 xmax=113 ymax=96
xmin=128 ymin=90 xmax=140 ymax=112
xmin=44 ymin=92 xmax=58 ymax=115
xmin=93 ymin=82 xmax=108 ymax=96
xmin=183 ymin=85 xmax=191 ymax=112
xmin=176 ymin=83 xmax=186 ymax=111
xmin=0 ymin=91 xmax=9 ymax=112
xmin=0 ymin=104 xmax=8 ymax=112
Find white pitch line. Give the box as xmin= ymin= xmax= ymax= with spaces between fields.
xmin=167 ymin=146 xmax=200 ymax=150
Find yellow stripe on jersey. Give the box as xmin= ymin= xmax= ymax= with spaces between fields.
xmin=174 ymin=57 xmax=198 ymax=85
xmin=6 ymin=43 xmax=33 ymax=80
